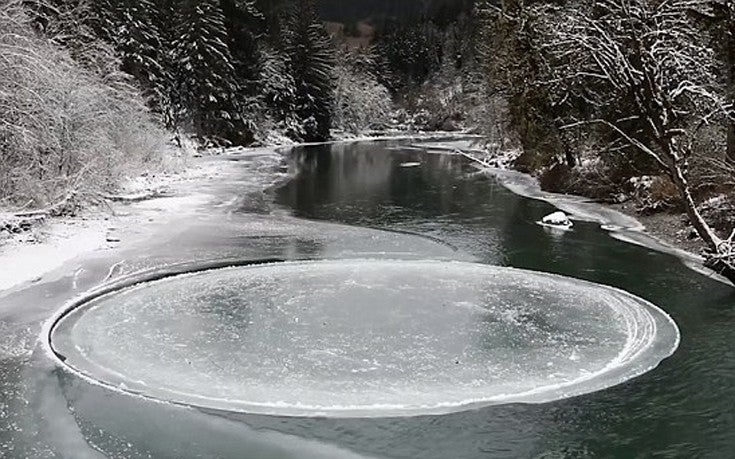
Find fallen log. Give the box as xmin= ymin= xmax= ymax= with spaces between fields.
xmin=102 ymin=189 xmax=172 ymax=203
xmin=13 ymin=193 xmax=77 ymax=219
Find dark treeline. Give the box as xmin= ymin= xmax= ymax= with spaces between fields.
xmin=318 ymin=0 xmax=474 ymax=24
xmin=370 ymin=0 xmax=483 ymax=131
xmin=24 ymin=0 xmax=482 ymax=143
xmin=18 ymin=0 xmax=478 ymax=145
xmin=24 ymin=0 xmax=339 ymax=144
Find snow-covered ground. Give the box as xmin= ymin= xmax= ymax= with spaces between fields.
xmin=1 ymin=134 xmax=468 ymax=295
xmin=0 ymin=219 xmax=108 ymax=292
xmin=0 ymin=149 xmax=271 ymax=295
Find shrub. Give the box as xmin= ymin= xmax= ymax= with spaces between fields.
xmin=332 ymin=49 xmax=392 ymax=135
xmin=0 ymin=0 xmax=171 ymax=210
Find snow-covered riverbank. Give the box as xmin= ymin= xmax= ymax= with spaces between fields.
xmin=0 ymin=147 xmax=284 ymax=295
xmin=414 ymin=138 xmax=731 ymax=285
xmin=2 ymin=135 xmax=729 ymax=298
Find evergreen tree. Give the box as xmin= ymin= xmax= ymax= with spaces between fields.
xmin=257 ymin=45 xmax=299 ymax=136
xmin=374 ymin=18 xmax=443 ymax=93
xmin=172 ymin=0 xmax=245 ymax=144
xmin=149 ymin=0 xmax=181 ymax=131
xmin=282 ymin=0 xmax=335 ymax=142
xmin=113 ymin=0 xmax=166 ymax=103
xmin=221 ymin=0 xmax=265 ymax=138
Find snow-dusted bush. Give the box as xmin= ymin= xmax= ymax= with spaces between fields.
xmin=0 ymin=0 xmax=171 ymax=210
xmin=332 ymin=49 xmax=392 ymax=135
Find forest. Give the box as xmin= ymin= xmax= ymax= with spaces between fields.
xmin=1 ymin=0 xmax=734 ymax=274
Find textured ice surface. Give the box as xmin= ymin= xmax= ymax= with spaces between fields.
xmin=50 ymin=260 xmax=679 ymax=417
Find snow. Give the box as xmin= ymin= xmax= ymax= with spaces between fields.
xmin=0 ymin=152 xmax=254 ymax=295
xmin=407 ymin=139 xmax=521 ymax=170
xmin=540 ymin=211 xmax=573 ymax=229
xmin=701 ymin=194 xmax=728 ymax=209
xmin=0 ymin=220 xmax=108 ymax=293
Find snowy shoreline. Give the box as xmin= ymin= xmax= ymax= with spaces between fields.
xmin=1 ymin=136 xmax=728 ymax=296
xmin=0 ymin=150 xmax=261 ymax=294
xmin=497 ymin=170 xmax=735 ymax=285
xmin=414 ymin=139 xmax=731 ymax=285
xmin=0 ymin=133 xmax=465 ymax=294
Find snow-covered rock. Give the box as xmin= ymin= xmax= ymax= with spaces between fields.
xmin=540 ymin=211 xmax=574 ymax=229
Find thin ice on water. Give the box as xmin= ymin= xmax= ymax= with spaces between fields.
xmin=50 ymin=260 xmax=680 ymax=418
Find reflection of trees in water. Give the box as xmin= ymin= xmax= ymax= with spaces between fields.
xmin=279 ymin=142 xmax=551 ymax=265
xmin=283 ymin=143 xmax=395 ymax=219
xmin=279 ymin=142 xmax=501 ymax=226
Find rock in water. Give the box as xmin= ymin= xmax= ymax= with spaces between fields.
xmin=541 ymin=211 xmax=573 ymax=229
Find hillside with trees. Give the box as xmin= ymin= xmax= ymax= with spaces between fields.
xmin=1 ymin=0 xmax=481 ymax=213
xmin=477 ymin=0 xmax=735 ymax=278
xmin=2 ymin=0 xmax=734 ymax=277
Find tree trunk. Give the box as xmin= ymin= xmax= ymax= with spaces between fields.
xmin=728 ymin=125 xmax=735 ymax=163
xmin=668 ymin=158 xmax=722 ymax=253
xmin=728 ymin=18 xmax=735 ymax=163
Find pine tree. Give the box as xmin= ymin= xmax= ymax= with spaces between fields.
xmin=282 ymin=0 xmax=335 ymax=142
xmin=221 ymin=0 xmax=262 ymax=84
xmin=113 ymin=0 xmax=166 ymax=103
xmin=172 ymin=0 xmax=244 ymax=144
xmin=374 ymin=18 xmax=443 ymax=93
xmin=221 ymin=0 xmax=265 ymax=139
xmin=258 ymin=45 xmax=299 ymax=136
xmin=150 ymin=0 xmax=181 ymax=131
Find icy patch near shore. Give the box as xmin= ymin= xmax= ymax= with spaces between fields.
xmin=0 ymin=150 xmax=282 ymax=295
xmin=0 ymin=221 xmax=107 ymax=294
xmin=50 ymin=259 xmax=679 ymax=418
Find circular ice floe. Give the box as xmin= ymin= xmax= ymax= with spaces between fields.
xmin=48 ymin=260 xmax=679 ymax=418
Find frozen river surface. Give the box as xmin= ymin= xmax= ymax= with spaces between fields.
xmin=50 ymin=260 xmax=678 ymax=417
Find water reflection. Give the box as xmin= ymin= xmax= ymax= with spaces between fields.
xmin=5 ymin=140 xmax=734 ymax=458
xmin=271 ymin=141 xmax=735 ymax=458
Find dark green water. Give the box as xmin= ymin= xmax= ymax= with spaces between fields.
xmin=1 ymin=140 xmax=734 ymax=458
xmin=270 ymin=142 xmax=735 ymax=458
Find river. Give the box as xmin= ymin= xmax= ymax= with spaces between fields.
xmin=1 ymin=140 xmax=733 ymax=458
